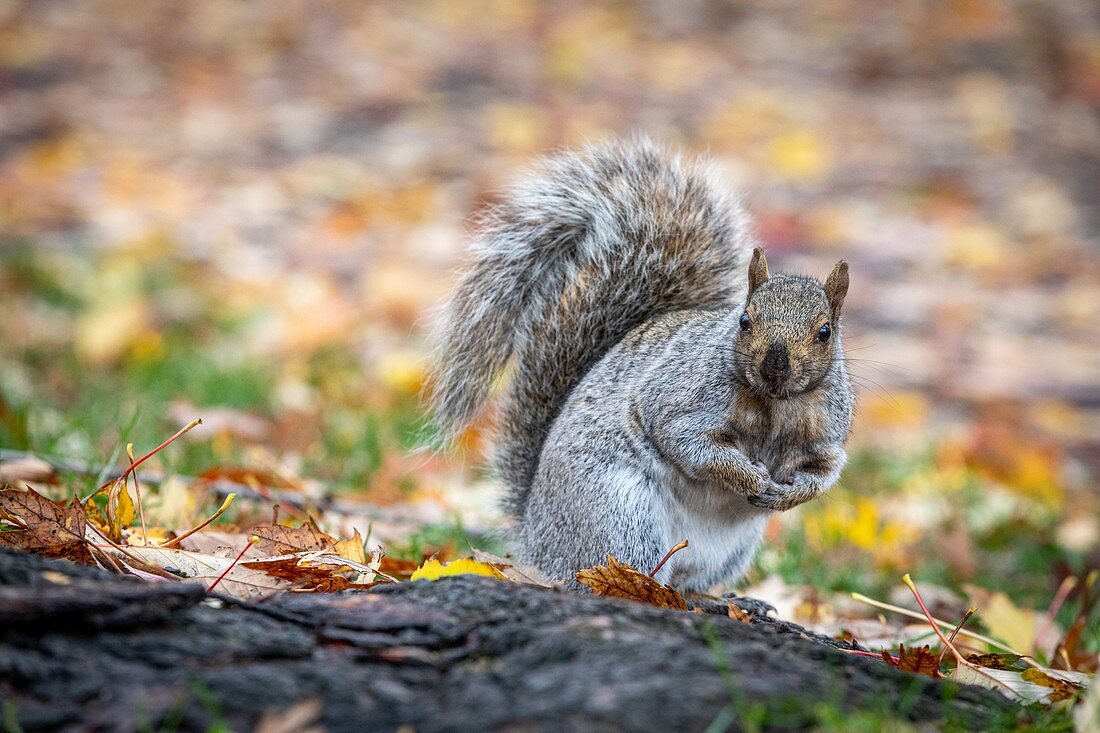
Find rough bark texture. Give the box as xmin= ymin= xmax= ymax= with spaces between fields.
xmin=0 ymin=549 xmax=1011 ymax=732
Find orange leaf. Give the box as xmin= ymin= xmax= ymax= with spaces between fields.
xmin=727 ymin=600 xmax=752 ymax=623
xmin=378 ymin=556 xmax=420 ymax=580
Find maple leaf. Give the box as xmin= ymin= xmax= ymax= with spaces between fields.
xmin=250 ymin=520 xmax=337 ymax=556
xmin=334 ymin=529 xmax=367 ymax=564
xmin=575 ymin=555 xmax=687 ymax=611
xmin=882 ymin=644 xmax=942 ymax=678
xmin=0 ymin=485 xmax=93 ymax=565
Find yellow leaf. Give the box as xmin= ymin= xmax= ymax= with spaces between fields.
xmin=335 ymin=529 xmax=367 ymax=564
xmin=410 ymin=558 xmax=504 ymax=581
xmin=107 ymin=477 xmax=136 ymax=542
xmin=982 ymin=592 xmax=1039 ymax=656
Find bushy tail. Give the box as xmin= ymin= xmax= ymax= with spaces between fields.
xmin=428 ymin=138 xmax=753 ymax=516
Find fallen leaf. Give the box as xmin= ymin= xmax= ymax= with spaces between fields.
xmin=575 ymin=555 xmax=687 ymax=610
xmin=242 ymin=555 xmax=362 ymax=592
xmin=966 ymin=653 xmax=1024 ymax=670
xmin=410 ymin=557 xmax=505 ymax=581
xmin=334 ymin=529 xmax=367 ymax=564
xmin=472 ymin=548 xmax=559 ymax=587
xmin=250 ymin=520 xmax=337 ymax=556
xmin=1020 ymin=667 xmax=1082 ymax=703
xmin=951 ymin=664 xmax=1055 ymax=704
xmin=116 ymin=544 xmax=290 ymax=600
xmin=967 ymin=588 xmax=1040 ymax=656
xmin=377 ymin=556 xmax=420 ymax=580
xmin=1052 ymin=615 xmax=1099 ymax=673
xmin=253 ymin=698 xmax=323 ymax=733
xmin=0 ymin=485 xmax=92 ymax=564
xmin=882 ymin=644 xmax=942 ymax=677
xmin=727 ymin=600 xmax=751 ymax=623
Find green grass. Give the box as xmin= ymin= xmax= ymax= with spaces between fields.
xmin=385 ymin=520 xmax=506 ymax=561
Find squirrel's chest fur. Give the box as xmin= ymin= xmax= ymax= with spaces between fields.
xmin=725 ymin=388 xmax=831 ymax=482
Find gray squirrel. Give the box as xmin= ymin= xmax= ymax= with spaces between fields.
xmin=429 ymin=138 xmax=854 ymax=592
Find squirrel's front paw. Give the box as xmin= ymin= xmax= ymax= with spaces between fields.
xmin=746 ymin=481 xmax=806 ymax=512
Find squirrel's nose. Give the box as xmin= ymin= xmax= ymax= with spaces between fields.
xmin=760 ymin=343 xmax=791 ymax=385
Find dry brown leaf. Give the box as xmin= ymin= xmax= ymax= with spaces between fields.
xmin=242 ymin=555 xmax=357 ymax=591
xmin=1052 ymin=615 xmax=1099 ymax=673
xmin=727 ymin=600 xmax=752 ymax=623
xmin=883 ymin=644 xmax=942 ymax=678
xmin=0 ymin=485 xmax=93 ymax=564
xmin=178 ymin=530 xmax=258 ymax=558
xmin=243 ymin=553 xmax=380 ymax=591
xmin=575 ymin=555 xmax=687 ymax=610
xmin=472 ymin=548 xmax=559 ymax=587
xmin=116 ymin=544 xmax=291 ymax=600
xmin=250 ymin=520 xmax=337 ymax=556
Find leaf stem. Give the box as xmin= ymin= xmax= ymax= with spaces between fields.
xmin=207 ymin=541 xmax=252 ymax=593
xmin=649 ymin=539 xmax=689 ymax=577
xmin=127 ymin=443 xmax=149 ymax=546
xmin=155 ymin=493 xmax=237 ymax=548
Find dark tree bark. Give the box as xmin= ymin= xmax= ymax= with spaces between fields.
xmin=0 ymin=549 xmax=1011 ymax=732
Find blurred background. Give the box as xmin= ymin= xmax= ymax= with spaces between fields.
xmin=1 ymin=1 xmax=1098 ymax=617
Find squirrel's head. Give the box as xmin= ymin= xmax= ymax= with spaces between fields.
xmin=733 ymin=247 xmax=848 ymax=400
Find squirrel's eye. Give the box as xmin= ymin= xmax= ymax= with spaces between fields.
xmin=816 ymin=323 xmax=831 ymax=343
xmin=739 ymin=312 xmax=751 ymax=331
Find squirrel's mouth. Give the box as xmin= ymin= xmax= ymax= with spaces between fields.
xmin=751 ymin=373 xmax=804 ymax=400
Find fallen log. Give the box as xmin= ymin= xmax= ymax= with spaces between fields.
xmin=0 ymin=548 xmax=1012 ymax=731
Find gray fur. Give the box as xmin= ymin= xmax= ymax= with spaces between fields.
xmin=428 ymin=139 xmax=854 ymax=591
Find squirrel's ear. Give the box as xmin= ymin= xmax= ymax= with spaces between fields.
xmin=747 ymin=247 xmax=769 ymax=300
xmin=824 ymin=260 xmax=849 ymax=319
